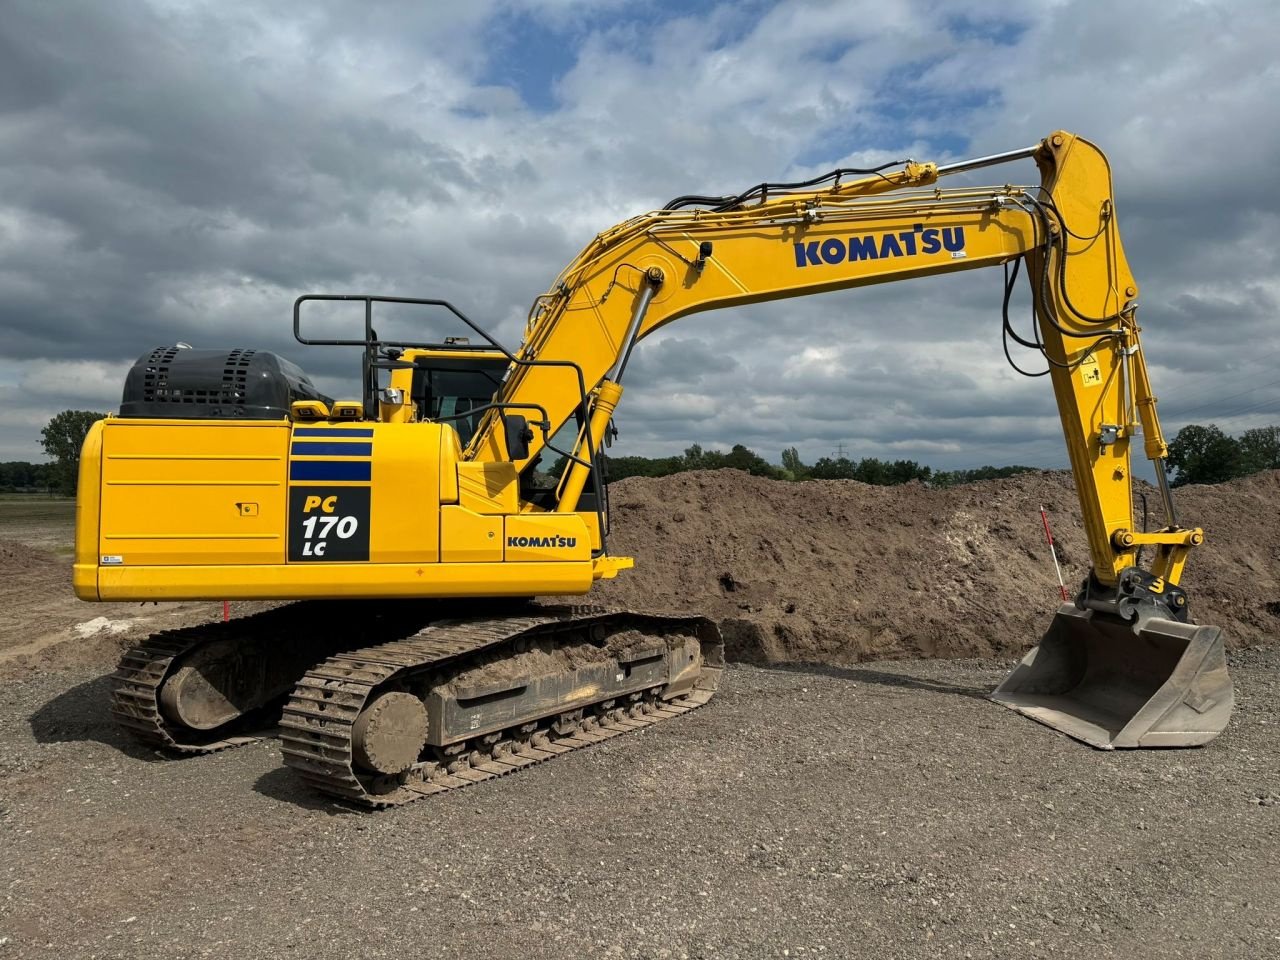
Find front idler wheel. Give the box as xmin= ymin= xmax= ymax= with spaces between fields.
xmin=351 ymin=691 xmax=429 ymax=775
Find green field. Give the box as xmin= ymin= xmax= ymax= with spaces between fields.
xmin=0 ymin=498 xmax=74 ymax=522
xmin=0 ymin=497 xmax=76 ymax=551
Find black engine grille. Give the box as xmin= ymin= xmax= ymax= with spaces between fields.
xmin=121 ymin=346 xmax=330 ymax=420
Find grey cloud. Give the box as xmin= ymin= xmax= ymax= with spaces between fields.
xmin=0 ymin=0 xmax=1275 ymax=473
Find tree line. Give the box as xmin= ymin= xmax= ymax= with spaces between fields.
xmin=2 ymin=410 xmax=107 ymax=495
xmin=598 ymin=443 xmax=1039 ymax=488
xmin=1166 ymin=424 xmax=1280 ymax=486
xmin=0 ymin=460 xmax=56 ymax=492
xmin=10 ymin=411 xmax=1279 ymax=498
xmin=600 ymin=422 xmax=1280 ymax=489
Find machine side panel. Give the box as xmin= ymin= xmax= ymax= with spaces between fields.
xmin=367 ymin=423 xmax=440 ymax=563
xmin=440 ymin=506 xmax=504 ymax=563
xmin=72 ymin=420 xmax=106 ymax=599
xmin=98 ymin=420 xmax=289 ymax=566
xmin=504 ymin=513 xmax=591 ymax=562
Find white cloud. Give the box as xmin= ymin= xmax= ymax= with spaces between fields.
xmin=0 ymin=0 xmax=1275 ymax=474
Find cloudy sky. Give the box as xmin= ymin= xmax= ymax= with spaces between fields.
xmin=2 ymin=0 xmax=1277 ymax=471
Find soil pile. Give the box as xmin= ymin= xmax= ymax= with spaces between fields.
xmin=0 ymin=539 xmax=66 ymax=589
xmin=3 ymin=470 xmax=1274 ymax=674
xmin=594 ymin=468 xmax=1280 ymax=666
xmin=0 ymin=538 xmax=251 ymax=678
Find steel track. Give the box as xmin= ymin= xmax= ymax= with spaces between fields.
xmin=110 ymin=604 xmax=722 ymax=808
xmin=279 ymin=610 xmax=722 ymax=807
xmin=112 ymin=624 xmax=274 ymax=754
xmin=109 ymin=601 xmax=446 ymax=754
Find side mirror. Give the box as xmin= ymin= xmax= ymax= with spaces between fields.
xmin=504 ymin=414 xmax=534 ymax=461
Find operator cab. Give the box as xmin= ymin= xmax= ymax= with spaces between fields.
xmin=403 ymin=343 xmax=509 ymax=445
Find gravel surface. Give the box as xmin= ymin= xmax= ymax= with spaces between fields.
xmin=2 ymin=481 xmax=1276 ymax=959
xmin=3 ymin=652 xmax=1277 ymax=960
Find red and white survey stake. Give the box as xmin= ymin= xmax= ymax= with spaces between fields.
xmin=1039 ymin=505 xmax=1069 ymax=602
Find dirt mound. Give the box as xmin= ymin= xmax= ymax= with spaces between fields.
xmin=594 ymin=468 xmax=1280 ymax=666
xmin=0 ymin=538 xmax=67 ymax=586
xmin=3 ymin=469 xmax=1275 ymax=677
xmin=0 ymin=537 xmax=256 ymax=679
xmin=1176 ymin=469 xmax=1280 ymax=641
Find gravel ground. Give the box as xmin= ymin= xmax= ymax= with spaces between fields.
xmin=2 ymin=652 xmax=1277 ymax=960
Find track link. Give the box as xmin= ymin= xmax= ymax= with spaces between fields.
xmin=280 ymin=609 xmax=722 ymax=807
xmin=110 ymin=602 xmax=424 ymax=754
xmin=112 ymin=628 xmax=264 ymax=754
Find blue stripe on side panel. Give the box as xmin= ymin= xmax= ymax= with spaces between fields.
xmin=289 ymin=460 xmax=372 ymax=482
xmin=290 ymin=441 xmax=373 ymax=457
xmin=293 ymin=427 xmax=375 ymax=438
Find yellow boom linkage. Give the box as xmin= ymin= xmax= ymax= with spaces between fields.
xmin=462 ymin=130 xmax=1231 ymax=748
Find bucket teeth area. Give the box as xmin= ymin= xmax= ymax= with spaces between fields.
xmin=991 ymin=603 xmax=1234 ymax=749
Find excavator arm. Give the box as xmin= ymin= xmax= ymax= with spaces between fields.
xmin=468 ymin=131 xmax=1232 ymax=749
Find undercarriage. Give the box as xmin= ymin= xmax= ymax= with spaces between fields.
xmin=111 ymin=602 xmax=723 ymax=806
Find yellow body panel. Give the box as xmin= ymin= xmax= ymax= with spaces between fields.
xmin=575 ymin=511 xmax=603 ymax=552
xmin=93 ymin=560 xmax=592 ymax=601
xmin=73 ymin=421 xmax=105 ymax=598
xmin=457 ymin=461 xmax=518 ymax=514
xmin=75 ymin=412 xmax=598 ymax=600
xmin=362 ymin=423 xmax=439 ymax=563
xmin=98 ymin=419 xmax=288 ymax=566
xmin=439 ymin=428 xmax=461 ymax=504
xmin=440 ymin=506 xmax=503 ymax=563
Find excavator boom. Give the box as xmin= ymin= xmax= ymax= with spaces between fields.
xmin=453 ymin=130 xmax=1232 ymax=750
xmin=473 ymin=134 xmax=1171 ymax=585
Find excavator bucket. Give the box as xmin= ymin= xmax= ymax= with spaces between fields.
xmin=990 ymin=604 xmax=1233 ymax=749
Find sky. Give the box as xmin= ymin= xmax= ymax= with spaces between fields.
xmin=1 ymin=0 xmax=1278 ymax=471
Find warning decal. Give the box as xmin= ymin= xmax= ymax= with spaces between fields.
xmin=1078 ymin=353 xmax=1102 ymax=388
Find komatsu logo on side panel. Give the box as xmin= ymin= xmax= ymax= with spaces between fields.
xmin=507 ymin=535 xmax=578 ymax=548
xmin=793 ymin=225 xmax=966 ymax=267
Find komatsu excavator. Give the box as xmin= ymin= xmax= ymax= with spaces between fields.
xmin=76 ymin=131 xmax=1233 ymax=806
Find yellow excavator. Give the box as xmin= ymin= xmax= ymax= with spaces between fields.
xmin=76 ymin=131 xmax=1233 ymax=806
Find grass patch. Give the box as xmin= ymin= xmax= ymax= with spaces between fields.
xmin=0 ymin=499 xmax=75 ymax=528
